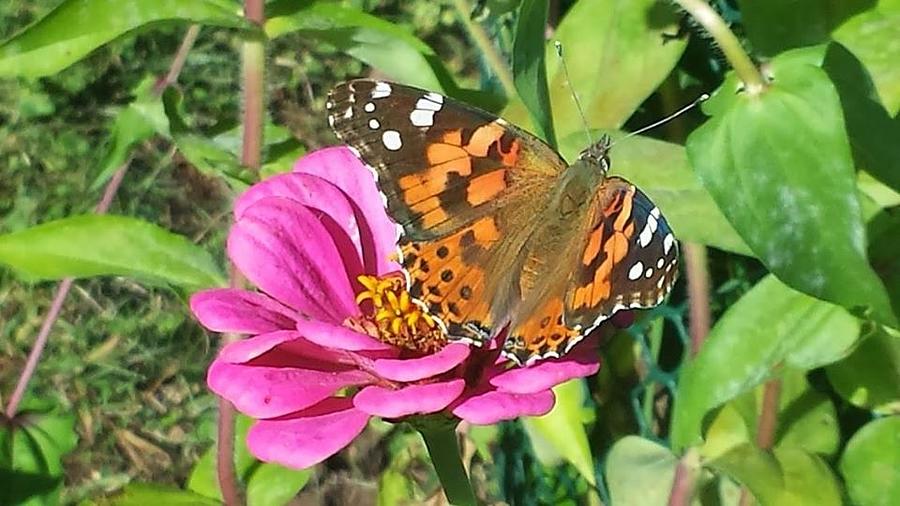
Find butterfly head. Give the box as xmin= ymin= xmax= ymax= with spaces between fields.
xmin=577 ymin=134 xmax=612 ymax=175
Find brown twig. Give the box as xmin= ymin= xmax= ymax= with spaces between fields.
xmin=684 ymin=243 xmax=710 ymax=356
xmin=738 ymin=378 xmax=782 ymax=505
xmin=3 ymin=26 xmax=200 ymax=418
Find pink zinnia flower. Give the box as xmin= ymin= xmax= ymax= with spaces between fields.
xmin=190 ymin=147 xmax=601 ymax=469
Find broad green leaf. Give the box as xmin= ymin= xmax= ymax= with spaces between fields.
xmin=188 ymin=414 xmax=258 ymax=501
xmin=772 ymin=372 xmax=840 ymax=457
xmin=559 ymin=132 xmax=751 ymax=255
xmin=523 ymin=380 xmax=595 ymax=486
xmin=0 ymin=0 xmax=249 ymax=79
xmin=0 ymin=409 xmax=78 ymax=506
xmin=823 ymin=43 xmax=900 ymax=192
xmin=605 ymin=436 xmax=678 ymax=506
xmin=840 ymin=416 xmax=900 ymax=506
xmin=545 ymin=0 xmax=685 ymax=136
xmin=867 ymin=208 xmax=900 ymax=317
xmin=735 ymin=0 xmax=873 ymax=56
xmin=266 ymin=0 xmax=451 ymax=92
xmin=827 ymin=328 xmax=900 ymax=414
xmin=833 ymin=0 xmax=900 ymax=115
xmin=0 ymin=215 xmax=225 ymax=290
xmin=92 ymin=484 xmax=221 ymax=506
xmin=709 ymin=445 xmax=842 ymax=506
xmin=91 ymin=76 xmax=171 ymax=190
xmin=246 ymin=463 xmax=311 ymax=506
xmin=512 ymin=0 xmax=556 ymax=147
xmin=686 ymin=49 xmax=895 ymax=327
xmin=671 ymin=275 xmax=860 ymax=449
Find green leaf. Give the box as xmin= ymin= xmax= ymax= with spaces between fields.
xmin=709 ymin=445 xmax=842 ymax=505
xmin=523 ymin=380 xmax=595 ymax=486
xmin=512 ymin=0 xmax=556 ymax=147
xmin=188 ymin=415 xmax=258 ymax=501
xmin=833 ymin=0 xmax=900 ymax=115
xmin=827 ymin=328 xmax=900 ymax=414
xmin=0 ymin=409 xmax=78 ymax=506
xmin=0 ymin=0 xmax=250 ymax=79
xmin=266 ymin=0 xmax=452 ymax=92
xmin=671 ymin=275 xmax=860 ymax=449
xmin=245 ymin=463 xmax=311 ymax=506
xmin=92 ymin=483 xmax=221 ymax=506
xmin=0 ymin=215 xmax=225 ymax=290
xmin=840 ymin=416 xmax=900 ymax=506
xmin=867 ymin=208 xmax=900 ymax=318
xmin=91 ymin=76 xmax=171 ymax=190
xmin=545 ymin=0 xmax=686 ymax=136
xmin=773 ymin=372 xmax=840 ymax=457
xmin=686 ymin=49 xmax=896 ymax=327
xmin=605 ymin=436 xmax=678 ymax=506
xmin=823 ymin=42 xmax=900 ymax=192
xmin=558 ymin=132 xmax=751 ymax=255
xmin=735 ymin=0 xmax=873 ymax=56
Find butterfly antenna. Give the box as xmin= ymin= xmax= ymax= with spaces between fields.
xmin=610 ymin=93 xmax=710 ymax=147
xmin=554 ymin=41 xmax=593 ymax=146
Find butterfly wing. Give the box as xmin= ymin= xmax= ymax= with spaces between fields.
xmin=327 ymin=79 xmax=566 ymax=341
xmin=503 ymin=177 xmax=678 ymax=364
xmin=565 ymin=177 xmax=679 ymax=329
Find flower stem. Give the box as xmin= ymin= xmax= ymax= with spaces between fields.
xmin=667 ymin=447 xmax=701 ymax=506
xmin=673 ymin=0 xmax=766 ymax=94
xmin=683 ymin=243 xmax=710 ymax=356
xmin=416 ymin=417 xmax=477 ymax=506
xmin=449 ymin=0 xmax=518 ymax=100
xmin=738 ymin=377 xmax=782 ymax=505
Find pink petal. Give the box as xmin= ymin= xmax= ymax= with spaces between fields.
xmin=217 ymin=330 xmax=305 ymax=364
xmin=292 ymin=147 xmax=400 ymax=275
xmin=190 ymin=289 xmax=298 ymax=334
xmin=247 ymin=397 xmax=370 ymax=469
xmin=371 ymin=343 xmax=470 ymax=382
xmin=296 ymin=318 xmax=394 ymax=352
xmin=228 ymin=197 xmax=359 ymax=323
xmin=208 ymin=360 xmax=370 ymax=418
xmin=234 ymin=172 xmax=366 ymax=265
xmin=452 ymin=389 xmax=555 ymax=425
xmin=490 ymin=342 xmax=600 ymax=394
xmin=353 ymin=379 xmax=466 ymax=418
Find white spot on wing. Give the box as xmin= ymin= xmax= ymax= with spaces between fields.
xmin=343 ymin=106 xmax=353 ymax=119
xmin=663 ymin=233 xmax=675 ymax=254
xmin=368 ymin=118 xmax=380 ymax=130
xmin=424 ymin=91 xmax=444 ymax=103
xmin=628 ymin=261 xmax=644 ymax=280
xmin=410 ymin=109 xmax=435 ymax=127
xmin=382 ymin=130 xmax=402 ymax=151
xmin=371 ymin=81 xmax=392 ymax=99
xmin=415 ymin=97 xmax=442 ymax=111
xmin=364 ymin=102 xmax=375 ymax=113
xmin=657 ymin=257 xmax=665 ymax=269
xmin=645 ymin=267 xmax=654 ymax=278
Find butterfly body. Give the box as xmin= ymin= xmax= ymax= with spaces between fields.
xmin=328 ymin=80 xmax=678 ymax=365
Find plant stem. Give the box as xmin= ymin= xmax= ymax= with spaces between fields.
xmin=684 ymin=243 xmax=710 ymax=356
xmin=737 ymin=378 xmax=782 ymax=505
xmin=667 ymin=448 xmax=701 ymax=506
xmin=449 ymin=0 xmax=518 ymax=99
xmin=417 ymin=419 xmax=477 ymax=506
xmin=673 ymin=0 xmax=766 ymax=94
xmin=2 ymin=23 xmax=203 ymax=418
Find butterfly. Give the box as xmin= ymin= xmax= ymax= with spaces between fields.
xmin=327 ymin=80 xmax=678 ymax=365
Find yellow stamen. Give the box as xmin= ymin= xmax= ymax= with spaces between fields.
xmin=351 ymin=273 xmax=448 ymax=355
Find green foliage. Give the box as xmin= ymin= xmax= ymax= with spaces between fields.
xmin=1 ymin=0 xmax=898 ymax=504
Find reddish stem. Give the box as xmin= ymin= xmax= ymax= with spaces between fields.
xmin=684 ymin=243 xmax=710 ymax=356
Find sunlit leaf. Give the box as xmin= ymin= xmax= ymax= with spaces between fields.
xmin=246 ymin=463 xmax=311 ymax=506
xmin=686 ymin=48 xmax=895 ymax=327
xmin=512 ymin=0 xmax=555 ymax=146
xmin=93 ymin=483 xmax=220 ymax=505
xmin=0 ymin=0 xmax=250 ymax=78
xmin=0 ymin=215 xmax=226 ymax=290
xmin=840 ymin=416 xmax=900 ymax=506
xmin=523 ymin=380 xmax=595 ymax=486
xmin=827 ymin=328 xmax=900 ymax=414
xmin=605 ymin=436 xmax=678 ymax=506
xmin=266 ymin=0 xmax=452 ymax=92
xmin=833 ymin=0 xmax=900 ymax=115
xmin=672 ymin=275 xmax=860 ymax=449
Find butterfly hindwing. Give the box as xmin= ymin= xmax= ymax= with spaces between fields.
xmin=565 ymin=177 xmax=679 ymax=330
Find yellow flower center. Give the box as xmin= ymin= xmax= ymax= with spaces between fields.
xmin=352 ymin=274 xmax=447 ymax=354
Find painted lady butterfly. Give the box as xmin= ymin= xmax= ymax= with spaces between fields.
xmin=328 ymin=80 xmax=678 ymax=365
